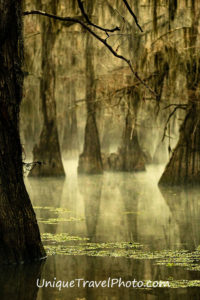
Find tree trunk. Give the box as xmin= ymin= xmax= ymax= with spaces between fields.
xmin=112 ymin=1 xmax=145 ymax=172
xmin=78 ymin=17 xmax=103 ymax=174
xmin=119 ymin=90 xmax=146 ymax=171
xmin=62 ymin=82 xmax=79 ymax=158
xmin=159 ymin=103 xmax=200 ymax=185
xmin=101 ymin=111 xmax=112 ymax=153
xmin=159 ymin=4 xmax=200 ymax=185
xmin=0 ymin=0 xmax=45 ymax=264
xmin=29 ymin=0 xmax=65 ymax=177
xmin=78 ymin=113 xmax=103 ymax=174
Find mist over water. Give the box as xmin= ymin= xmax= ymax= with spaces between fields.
xmin=15 ymin=0 xmax=200 ymax=298
xmin=11 ymin=161 xmax=198 ymax=300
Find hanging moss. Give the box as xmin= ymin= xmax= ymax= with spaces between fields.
xmin=152 ymin=50 xmax=169 ymax=106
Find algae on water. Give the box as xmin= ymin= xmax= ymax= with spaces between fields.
xmin=42 ymin=232 xmax=200 ymax=274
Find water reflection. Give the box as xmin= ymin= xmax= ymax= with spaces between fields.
xmin=19 ymin=164 xmax=200 ymax=299
xmin=26 ymin=178 xmax=65 ymax=300
xmin=119 ymin=174 xmax=140 ymax=241
xmin=0 ymin=262 xmax=44 ymax=300
xmin=160 ymin=186 xmax=200 ymax=251
xmin=78 ymin=175 xmax=103 ymax=241
xmin=35 ymin=256 xmax=200 ymax=300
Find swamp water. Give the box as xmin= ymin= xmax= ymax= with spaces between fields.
xmin=0 ymin=162 xmax=200 ymax=299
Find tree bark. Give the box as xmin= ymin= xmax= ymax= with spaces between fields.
xmin=29 ymin=0 xmax=65 ymax=177
xmin=78 ymin=11 xmax=103 ymax=174
xmin=0 ymin=0 xmax=45 ymax=264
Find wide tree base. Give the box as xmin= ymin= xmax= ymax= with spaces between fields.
xmin=159 ymin=107 xmax=200 ymax=186
xmin=28 ymin=124 xmax=65 ymax=177
xmin=78 ymin=154 xmax=103 ymax=174
xmin=78 ymin=113 xmax=103 ymax=175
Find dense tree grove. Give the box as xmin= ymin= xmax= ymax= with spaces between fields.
xmin=1 ymin=0 xmax=200 ymax=264
xmin=22 ymin=0 xmax=200 ymax=185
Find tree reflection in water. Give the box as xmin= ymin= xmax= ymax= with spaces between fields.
xmin=14 ymin=165 xmax=200 ymax=299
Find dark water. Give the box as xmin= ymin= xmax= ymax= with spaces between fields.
xmin=1 ymin=162 xmax=200 ymax=299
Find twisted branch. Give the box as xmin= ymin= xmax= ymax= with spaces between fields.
xmin=23 ymin=10 xmax=155 ymax=95
xmin=77 ymin=0 xmax=120 ymax=33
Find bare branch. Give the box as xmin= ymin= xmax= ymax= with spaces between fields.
xmin=163 ymin=103 xmax=188 ymax=109
xmin=77 ymin=0 xmax=120 ymax=33
xmin=151 ymin=26 xmax=190 ymax=47
xmin=122 ymin=0 xmax=143 ymax=32
xmin=22 ymin=161 xmax=43 ymax=173
xmin=23 ymin=10 xmax=155 ymax=95
xmin=23 ymin=10 xmax=82 ymax=25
